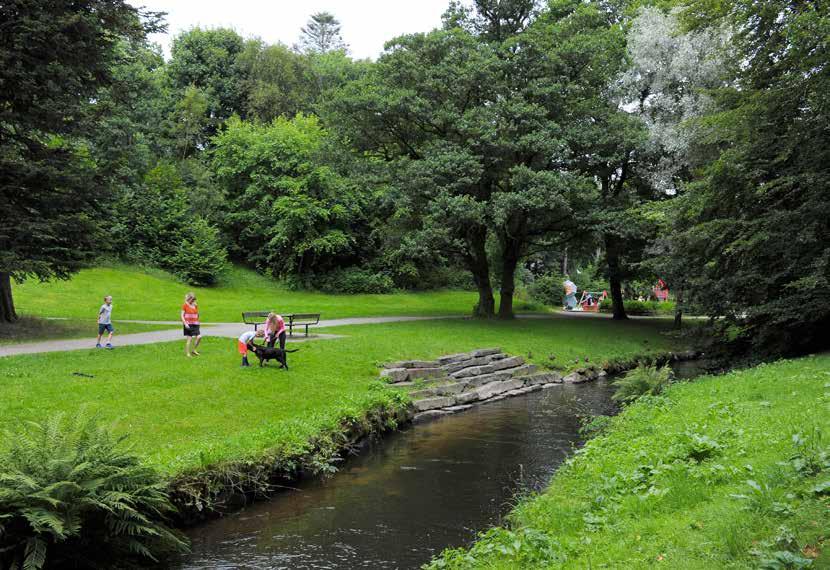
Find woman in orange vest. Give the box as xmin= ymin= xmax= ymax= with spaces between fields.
xmin=181 ymin=292 xmax=202 ymax=358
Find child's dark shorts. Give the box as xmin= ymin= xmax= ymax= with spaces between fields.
xmin=183 ymin=324 xmax=201 ymax=337
xmin=98 ymin=323 xmax=114 ymax=335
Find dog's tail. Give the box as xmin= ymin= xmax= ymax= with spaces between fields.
xmin=284 ymin=349 xmax=300 ymax=353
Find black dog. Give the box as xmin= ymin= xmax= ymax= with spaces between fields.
xmin=247 ymin=343 xmax=298 ymax=369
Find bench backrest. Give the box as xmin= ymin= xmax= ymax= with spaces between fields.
xmin=241 ymin=311 xmax=270 ymax=324
xmin=288 ymin=313 xmax=320 ymax=325
xmin=242 ymin=312 xmax=321 ymax=325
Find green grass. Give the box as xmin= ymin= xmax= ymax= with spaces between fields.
xmin=429 ymin=354 xmax=830 ymax=569
xmin=0 ymin=316 xmax=678 ymax=475
xmin=12 ymin=264 xmax=488 ymax=322
xmin=0 ymin=317 xmax=174 ymax=345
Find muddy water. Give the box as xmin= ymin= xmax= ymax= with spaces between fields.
xmin=180 ymin=381 xmax=616 ymax=570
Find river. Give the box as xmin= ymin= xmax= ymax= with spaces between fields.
xmin=180 ymin=379 xmax=617 ymax=569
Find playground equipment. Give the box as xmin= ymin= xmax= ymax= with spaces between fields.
xmin=576 ymin=290 xmax=607 ymax=312
xmin=653 ymin=278 xmax=669 ymax=301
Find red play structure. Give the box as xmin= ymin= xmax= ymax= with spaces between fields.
xmin=653 ymin=278 xmax=669 ymax=301
xmin=578 ymin=290 xmax=608 ymax=312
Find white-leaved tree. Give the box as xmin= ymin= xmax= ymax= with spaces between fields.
xmin=616 ymin=7 xmax=732 ymax=193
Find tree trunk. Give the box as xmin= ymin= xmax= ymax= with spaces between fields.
xmin=466 ymin=227 xmax=495 ymax=319
xmin=673 ymin=289 xmax=683 ymax=330
xmin=604 ymin=234 xmax=628 ymax=320
xmin=0 ymin=272 xmax=17 ymax=323
xmin=498 ymin=244 xmax=520 ymax=320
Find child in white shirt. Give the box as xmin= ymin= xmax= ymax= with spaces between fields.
xmin=238 ymin=329 xmax=264 ymax=367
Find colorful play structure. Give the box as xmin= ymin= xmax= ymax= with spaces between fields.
xmin=577 ymin=290 xmax=608 ymax=312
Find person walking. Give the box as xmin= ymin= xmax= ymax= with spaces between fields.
xmin=265 ymin=312 xmax=286 ymax=350
xmin=96 ymin=295 xmax=115 ymax=349
xmin=181 ymin=292 xmax=202 ymax=357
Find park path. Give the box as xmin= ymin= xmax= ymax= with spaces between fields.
xmin=0 ymin=315 xmax=460 ymax=358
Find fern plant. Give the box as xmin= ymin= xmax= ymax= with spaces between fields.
xmin=0 ymin=413 xmax=188 ymax=569
xmin=612 ymin=363 xmax=674 ymax=403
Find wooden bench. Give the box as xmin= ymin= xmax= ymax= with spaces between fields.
xmin=286 ymin=313 xmax=321 ymax=337
xmin=241 ymin=311 xmax=321 ymax=337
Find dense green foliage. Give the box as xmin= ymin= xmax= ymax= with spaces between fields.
xmin=429 ymin=354 xmax=830 ymax=568
xmin=0 ymin=0 xmax=161 ymax=322
xmin=0 ymin=414 xmax=186 ymax=569
xmin=662 ymin=0 xmax=830 ymax=356
xmin=2 ymin=0 xmax=826 ymax=354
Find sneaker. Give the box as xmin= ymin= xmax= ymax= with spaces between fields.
xmin=105 ymin=343 xmax=113 ymax=349
xmin=95 ymin=343 xmax=102 ymax=349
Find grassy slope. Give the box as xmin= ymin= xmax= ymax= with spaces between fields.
xmin=430 ymin=354 xmax=830 ymax=569
xmin=0 ymin=317 xmax=678 ymax=475
xmin=0 ymin=317 xmax=173 ymax=345
xmin=12 ymin=265 xmax=488 ymax=322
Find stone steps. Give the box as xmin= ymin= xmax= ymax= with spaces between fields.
xmin=393 ymin=349 xmax=706 ymax=423
xmin=378 ymin=348 xmax=573 ymax=423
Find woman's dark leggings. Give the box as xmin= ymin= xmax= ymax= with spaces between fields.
xmin=267 ymin=331 xmax=286 ymax=350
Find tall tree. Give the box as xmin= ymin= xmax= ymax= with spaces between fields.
xmin=167 ymin=27 xmax=246 ymax=125
xmin=299 ymin=12 xmax=348 ymax=54
xmin=0 ymin=0 xmax=162 ymax=322
xmin=670 ymin=0 xmax=830 ymax=356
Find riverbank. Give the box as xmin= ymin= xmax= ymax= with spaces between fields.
xmin=0 ymin=317 xmax=684 ymax=520
xmin=429 ymin=353 xmax=830 ymax=569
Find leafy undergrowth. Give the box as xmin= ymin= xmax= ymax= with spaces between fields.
xmin=428 ymin=354 xmax=830 ymax=569
xmin=12 ymin=264 xmax=485 ymax=321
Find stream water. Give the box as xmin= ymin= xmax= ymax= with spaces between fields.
xmin=180 ymin=380 xmax=617 ymax=569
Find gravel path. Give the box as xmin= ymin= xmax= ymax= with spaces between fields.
xmin=0 ymin=315 xmax=461 ymax=358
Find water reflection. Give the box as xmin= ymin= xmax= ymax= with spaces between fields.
xmin=181 ymin=381 xmax=616 ymax=570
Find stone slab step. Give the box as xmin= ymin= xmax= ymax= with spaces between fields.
xmin=451 ymin=363 xmax=496 ymax=379
xmin=472 ymin=347 xmax=501 ymax=357
xmin=490 ymin=355 xmax=524 ymax=372
xmin=380 ymin=368 xmax=409 ymax=383
xmin=413 ymin=410 xmax=453 ymax=423
xmin=520 ymin=372 xmax=563 ymax=386
xmin=471 ymin=378 xmax=525 ymax=401
xmin=386 ymin=359 xmax=439 ymax=369
xmin=412 ymin=395 xmax=456 ymax=412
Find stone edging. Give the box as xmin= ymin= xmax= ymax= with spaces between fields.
xmin=381 ymin=348 xmax=702 ymax=423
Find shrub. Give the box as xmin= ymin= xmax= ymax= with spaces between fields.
xmin=527 ymin=273 xmax=564 ymax=307
xmin=612 ymin=363 xmax=674 ymax=402
xmin=0 ymin=414 xmax=187 ymax=569
xmin=312 ymin=267 xmax=395 ymax=294
xmin=600 ymin=299 xmax=676 ymax=315
xmin=168 ymin=217 xmax=228 ymax=285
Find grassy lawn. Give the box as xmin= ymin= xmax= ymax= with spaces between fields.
xmin=0 ymin=316 xmax=174 ymax=346
xmin=0 ymin=317 xmax=679 ymax=476
xmin=12 ymin=264 xmax=494 ymax=322
xmin=430 ymin=354 xmax=830 ymax=569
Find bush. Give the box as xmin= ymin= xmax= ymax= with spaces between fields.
xmin=168 ymin=218 xmax=228 ymax=286
xmin=0 ymin=414 xmax=187 ymax=569
xmin=612 ymin=363 xmax=674 ymax=402
xmin=528 ymin=273 xmax=565 ymax=307
xmin=294 ymin=266 xmax=395 ymax=294
xmin=600 ymin=299 xmax=676 ymax=315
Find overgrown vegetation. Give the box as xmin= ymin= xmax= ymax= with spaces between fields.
xmin=0 ymin=414 xmax=186 ymax=569
xmin=611 ymin=362 xmax=674 ymax=402
xmin=429 ymin=354 xmax=830 ymax=568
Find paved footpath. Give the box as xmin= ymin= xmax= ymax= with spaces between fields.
xmin=0 ymin=315 xmax=460 ymax=358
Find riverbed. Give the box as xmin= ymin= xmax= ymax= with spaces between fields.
xmin=180 ymin=380 xmax=616 ymax=569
